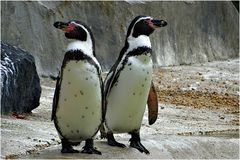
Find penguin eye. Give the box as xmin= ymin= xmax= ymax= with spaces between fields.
xmin=68 ymin=23 xmax=76 ymax=32
xmin=68 ymin=23 xmax=76 ymax=29
xmin=143 ymin=19 xmax=151 ymax=25
xmin=145 ymin=18 xmax=152 ymax=23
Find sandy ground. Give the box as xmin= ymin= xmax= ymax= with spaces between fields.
xmin=1 ymin=59 xmax=239 ymax=159
xmin=154 ymin=59 xmax=239 ymax=114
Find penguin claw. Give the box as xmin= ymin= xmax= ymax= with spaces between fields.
xmin=61 ymin=147 xmax=79 ymax=153
xmin=108 ymin=140 xmax=126 ymax=148
xmin=81 ymin=147 xmax=102 ymax=155
xmin=107 ymin=132 xmax=126 ymax=148
xmin=130 ymin=141 xmax=150 ymax=154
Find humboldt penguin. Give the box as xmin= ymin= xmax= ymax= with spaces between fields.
xmin=52 ymin=20 xmax=103 ymax=154
xmin=102 ymin=15 xmax=167 ymax=154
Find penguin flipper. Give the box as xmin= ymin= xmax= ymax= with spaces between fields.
xmin=104 ymin=46 xmax=127 ymax=101
xmin=147 ymin=81 xmax=158 ymax=125
xmin=51 ymin=74 xmax=61 ymax=121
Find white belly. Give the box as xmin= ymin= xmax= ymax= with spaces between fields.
xmin=56 ymin=60 xmax=102 ymax=142
xmin=105 ymin=54 xmax=152 ymax=133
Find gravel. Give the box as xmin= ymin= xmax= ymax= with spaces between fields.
xmin=1 ymin=59 xmax=239 ymax=159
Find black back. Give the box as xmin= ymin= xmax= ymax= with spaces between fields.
xmin=104 ymin=15 xmax=154 ymax=100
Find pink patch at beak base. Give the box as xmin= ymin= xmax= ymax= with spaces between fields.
xmin=145 ymin=19 xmax=156 ymax=29
xmin=63 ymin=23 xmax=75 ymax=33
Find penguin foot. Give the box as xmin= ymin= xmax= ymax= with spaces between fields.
xmin=81 ymin=139 xmax=102 ymax=155
xmin=107 ymin=132 xmax=126 ymax=148
xmin=61 ymin=139 xmax=79 ymax=153
xmin=129 ymin=131 xmax=150 ymax=154
xmin=61 ymin=147 xmax=79 ymax=153
xmin=81 ymin=146 xmax=102 ymax=155
xmin=130 ymin=140 xmax=150 ymax=154
xmin=108 ymin=139 xmax=126 ymax=148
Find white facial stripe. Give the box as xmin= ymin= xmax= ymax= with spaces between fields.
xmin=66 ymin=22 xmax=93 ymax=56
xmin=71 ymin=22 xmax=87 ymax=32
xmin=135 ymin=16 xmax=152 ymax=24
xmin=129 ymin=16 xmax=153 ymax=37
xmin=65 ymin=22 xmax=101 ymax=73
xmin=125 ymin=16 xmax=152 ymax=53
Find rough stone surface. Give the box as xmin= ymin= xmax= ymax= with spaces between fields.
xmin=0 ymin=42 xmax=41 ymax=114
xmin=1 ymin=1 xmax=239 ymax=77
xmin=1 ymin=59 xmax=239 ymax=159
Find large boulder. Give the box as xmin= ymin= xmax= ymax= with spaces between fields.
xmin=1 ymin=42 xmax=41 ymax=114
xmin=1 ymin=1 xmax=239 ymax=77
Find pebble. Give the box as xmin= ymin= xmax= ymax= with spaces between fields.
xmin=219 ymin=115 xmax=225 ymax=120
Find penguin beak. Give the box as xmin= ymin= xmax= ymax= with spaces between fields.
xmin=152 ymin=19 xmax=167 ymax=28
xmin=146 ymin=19 xmax=167 ymax=28
xmin=53 ymin=21 xmax=75 ymax=33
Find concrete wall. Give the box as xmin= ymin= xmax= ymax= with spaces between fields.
xmin=1 ymin=1 xmax=239 ymax=77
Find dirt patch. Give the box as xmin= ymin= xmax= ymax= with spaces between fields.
xmin=1 ymin=59 xmax=239 ymax=159
xmin=153 ymin=59 xmax=239 ymax=114
xmin=158 ymin=89 xmax=239 ymax=114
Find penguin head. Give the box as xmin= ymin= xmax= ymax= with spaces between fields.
xmin=53 ymin=20 xmax=94 ymax=42
xmin=53 ymin=20 xmax=96 ymax=56
xmin=126 ymin=15 xmax=167 ymax=38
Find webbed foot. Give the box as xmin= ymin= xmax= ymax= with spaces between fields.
xmin=61 ymin=139 xmax=79 ymax=153
xmin=130 ymin=140 xmax=149 ymax=154
xmin=129 ymin=131 xmax=150 ymax=154
xmin=107 ymin=132 xmax=126 ymax=148
xmin=81 ymin=139 xmax=101 ymax=155
xmin=61 ymin=147 xmax=79 ymax=153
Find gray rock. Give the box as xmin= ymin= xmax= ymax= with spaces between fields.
xmin=1 ymin=1 xmax=239 ymax=77
xmin=1 ymin=42 xmax=41 ymax=114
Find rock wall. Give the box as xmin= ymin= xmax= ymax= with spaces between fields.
xmin=1 ymin=1 xmax=239 ymax=77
